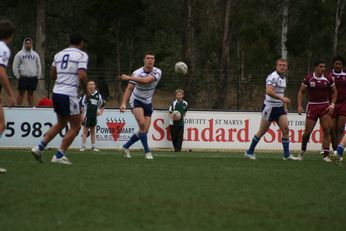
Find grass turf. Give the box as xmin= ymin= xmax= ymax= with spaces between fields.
xmin=0 ymin=149 xmax=345 ymax=231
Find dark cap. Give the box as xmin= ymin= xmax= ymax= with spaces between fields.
xmin=69 ymin=33 xmax=85 ymax=45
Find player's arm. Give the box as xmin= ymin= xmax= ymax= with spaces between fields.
xmin=12 ymin=53 xmax=20 ymax=79
xmin=168 ymin=105 xmax=173 ymax=119
xmin=120 ymin=83 xmax=135 ymax=112
xmin=266 ymin=84 xmax=291 ymax=104
xmin=328 ymin=85 xmax=337 ymax=114
xmin=50 ymin=66 xmax=57 ymax=81
xmin=120 ymin=74 xmax=156 ymax=84
xmin=78 ymin=69 xmax=88 ymax=95
xmin=97 ymin=96 xmax=105 ymax=116
xmin=297 ymin=85 xmax=307 ymax=115
xmin=0 ymin=66 xmax=16 ymax=107
xmin=36 ymin=54 xmax=42 ymax=78
xmin=98 ymin=107 xmax=105 ymax=116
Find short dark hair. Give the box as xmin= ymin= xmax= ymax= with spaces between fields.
xmin=0 ymin=20 xmax=16 ymax=40
xmin=314 ymin=59 xmax=325 ymax=67
xmin=144 ymin=51 xmax=155 ymax=58
xmin=332 ymin=55 xmax=345 ymax=65
xmin=69 ymin=33 xmax=84 ymax=45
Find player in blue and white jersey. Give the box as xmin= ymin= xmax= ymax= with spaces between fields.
xmin=245 ymin=58 xmax=297 ymax=160
xmin=31 ymin=33 xmax=88 ymax=165
xmin=119 ymin=51 xmax=161 ymax=159
xmin=0 ymin=20 xmax=16 ymax=174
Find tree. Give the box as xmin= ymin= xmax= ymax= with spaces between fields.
xmin=333 ymin=0 xmax=346 ymax=55
xmin=35 ymin=0 xmax=46 ymax=96
xmin=281 ymin=0 xmax=289 ymax=59
xmin=182 ymin=0 xmax=197 ymax=107
xmin=215 ymin=0 xmax=232 ymax=109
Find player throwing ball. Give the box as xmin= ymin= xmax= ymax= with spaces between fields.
xmin=119 ymin=51 xmax=161 ymax=159
xmin=245 ymin=58 xmax=297 ymax=160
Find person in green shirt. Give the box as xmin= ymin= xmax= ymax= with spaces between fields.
xmin=168 ymin=89 xmax=188 ymax=152
xmin=80 ymin=80 xmax=105 ymax=151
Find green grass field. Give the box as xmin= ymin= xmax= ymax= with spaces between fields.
xmin=1 ymin=149 xmax=345 ymax=231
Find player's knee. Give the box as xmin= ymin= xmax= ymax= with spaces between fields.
xmin=322 ymin=129 xmax=330 ymax=137
xmin=302 ymin=132 xmax=311 ymax=140
xmin=337 ymin=127 xmax=344 ymax=135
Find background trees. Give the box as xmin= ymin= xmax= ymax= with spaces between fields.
xmin=0 ymin=0 xmax=345 ymax=110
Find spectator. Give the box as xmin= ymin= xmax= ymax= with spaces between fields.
xmin=168 ymin=89 xmax=188 ymax=152
xmin=12 ymin=37 xmax=41 ymax=106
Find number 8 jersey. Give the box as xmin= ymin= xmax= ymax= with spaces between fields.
xmin=52 ymin=48 xmax=88 ymax=97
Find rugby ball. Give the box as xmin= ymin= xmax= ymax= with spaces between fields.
xmin=175 ymin=62 xmax=188 ymax=75
xmin=172 ymin=110 xmax=181 ymax=121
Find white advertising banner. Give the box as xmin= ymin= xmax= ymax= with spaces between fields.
xmin=1 ymin=108 xmax=324 ymax=151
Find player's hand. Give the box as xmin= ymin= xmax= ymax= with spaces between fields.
xmin=120 ymin=104 xmax=126 ymax=112
xmin=120 ymin=74 xmax=131 ymax=81
xmin=328 ymin=104 xmax=335 ymax=114
xmin=297 ymin=106 xmax=303 ymax=115
xmin=7 ymin=95 xmax=16 ymax=107
xmin=281 ymin=97 xmax=291 ymax=105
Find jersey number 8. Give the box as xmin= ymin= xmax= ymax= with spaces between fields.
xmin=61 ymin=54 xmax=70 ymax=69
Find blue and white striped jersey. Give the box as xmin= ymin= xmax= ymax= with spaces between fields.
xmin=129 ymin=67 xmax=162 ymax=104
xmin=264 ymin=71 xmax=286 ymax=107
xmin=52 ymin=48 xmax=88 ymax=97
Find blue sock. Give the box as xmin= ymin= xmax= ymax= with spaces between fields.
xmin=336 ymin=145 xmax=344 ymax=157
xmin=55 ymin=150 xmax=64 ymax=159
xmin=247 ymin=135 xmax=260 ymax=154
xmin=38 ymin=141 xmax=47 ymax=151
xmin=123 ymin=133 xmax=140 ymax=149
xmin=282 ymin=138 xmax=290 ymax=158
xmin=138 ymin=132 xmax=150 ymax=153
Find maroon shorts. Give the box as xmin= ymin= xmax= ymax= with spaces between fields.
xmin=306 ymin=103 xmax=329 ymax=121
xmin=331 ymin=102 xmax=346 ymax=118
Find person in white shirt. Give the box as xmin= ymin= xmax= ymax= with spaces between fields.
xmin=245 ymin=58 xmax=297 ymax=161
xmin=119 ymin=51 xmax=161 ymax=160
xmin=31 ymin=33 xmax=88 ymax=165
xmin=0 ymin=20 xmax=16 ymax=174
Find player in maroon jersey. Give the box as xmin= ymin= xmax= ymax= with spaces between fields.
xmin=326 ymin=56 xmax=346 ymax=151
xmin=297 ymin=60 xmax=337 ymax=162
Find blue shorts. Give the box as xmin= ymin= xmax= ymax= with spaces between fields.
xmin=261 ymin=104 xmax=287 ymax=122
xmin=52 ymin=93 xmax=80 ymax=116
xmin=130 ymin=99 xmax=153 ymax=117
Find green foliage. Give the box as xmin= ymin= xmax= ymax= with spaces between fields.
xmin=1 ymin=0 xmax=345 ymax=108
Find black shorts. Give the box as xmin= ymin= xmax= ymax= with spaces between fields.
xmin=84 ymin=117 xmax=97 ymax=128
xmin=18 ymin=77 xmax=38 ymax=91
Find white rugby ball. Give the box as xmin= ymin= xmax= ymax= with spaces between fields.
xmin=175 ymin=62 xmax=188 ymax=75
xmin=172 ymin=110 xmax=181 ymax=121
